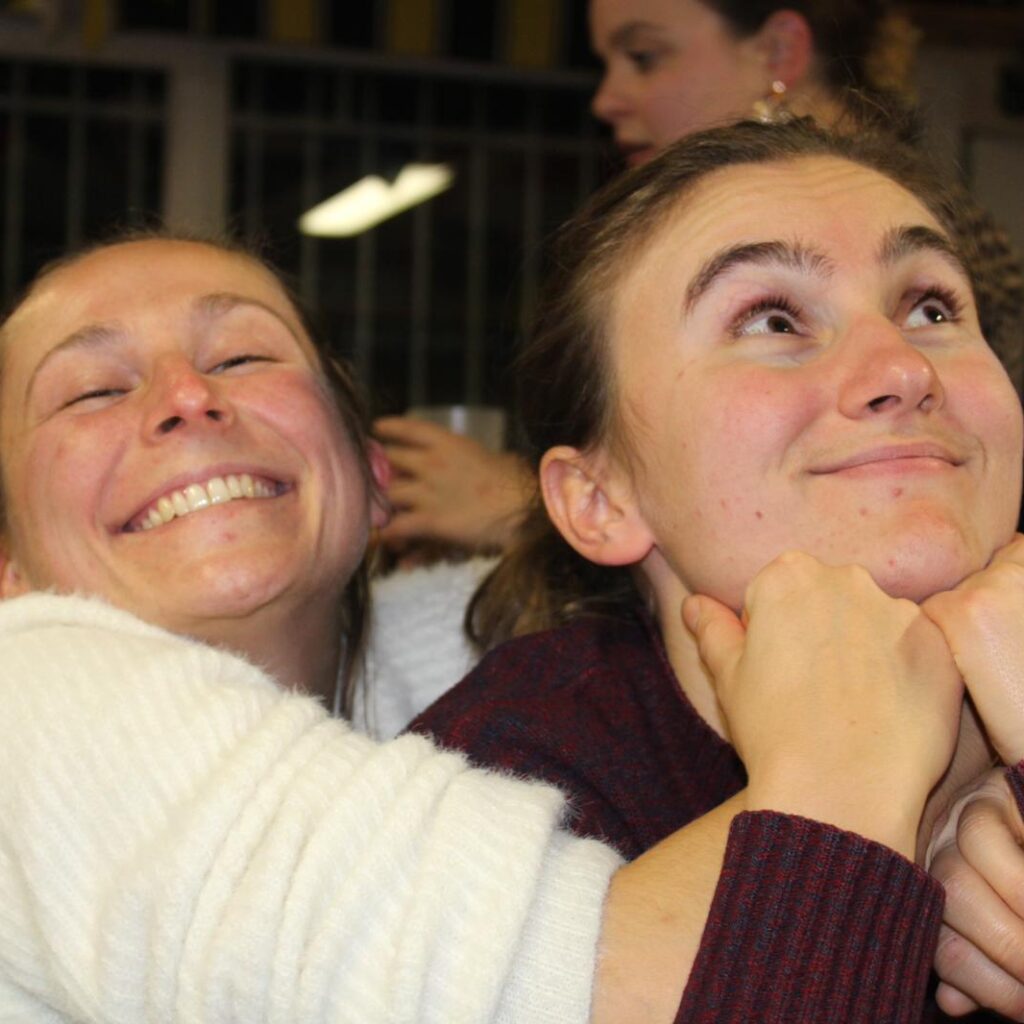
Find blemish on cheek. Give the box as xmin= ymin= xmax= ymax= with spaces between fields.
xmin=754 ymin=510 xmax=763 ymax=520
xmin=859 ymin=507 xmax=868 ymax=517
xmin=892 ymin=487 xmax=904 ymax=498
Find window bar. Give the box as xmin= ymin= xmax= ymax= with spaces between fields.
xmin=352 ymin=77 xmax=379 ymax=389
xmin=299 ymin=71 xmax=322 ymax=313
xmin=242 ymin=66 xmax=265 ymax=242
xmin=126 ymin=69 xmax=149 ymax=218
xmin=518 ymin=89 xmax=544 ymax=351
xmin=407 ymin=80 xmax=434 ymax=407
xmin=66 ymin=65 xmax=86 ymax=249
xmin=3 ymin=62 xmax=26 ymax=303
xmin=463 ymin=90 xmax=487 ymax=405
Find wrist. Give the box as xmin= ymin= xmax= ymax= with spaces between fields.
xmin=746 ymin=773 xmax=923 ymax=860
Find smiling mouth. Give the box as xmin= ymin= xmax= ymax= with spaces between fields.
xmin=123 ymin=473 xmax=289 ymax=533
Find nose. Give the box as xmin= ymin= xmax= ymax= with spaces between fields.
xmin=836 ymin=319 xmax=945 ymax=420
xmin=143 ymin=357 xmax=234 ymax=439
xmin=591 ymin=67 xmax=629 ymax=126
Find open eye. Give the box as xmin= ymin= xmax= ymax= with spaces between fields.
xmin=732 ymin=296 xmax=803 ymax=338
xmin=904 ymin=286 xmax=962 ymax=329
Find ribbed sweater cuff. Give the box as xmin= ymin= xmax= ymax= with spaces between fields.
xmin=677 ymin=810 xmax=943 ymax=1024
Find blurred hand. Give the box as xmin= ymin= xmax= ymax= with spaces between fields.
xmin=683 ymin=551 xmax=963 ymax=858
xmin=924 ymin=534 xmax=1024 ymax=766
xmin=374 ymin=416 xmax=533 ymax=553
xmin=927 ymin=767 xmax=1024 ymax=1019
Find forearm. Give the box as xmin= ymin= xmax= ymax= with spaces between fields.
xmin=595 ymin=790 xmax=942 ymax=1024
xmin=0 ymin=595 xmax=619 ymax=1024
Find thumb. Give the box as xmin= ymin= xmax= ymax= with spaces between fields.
xmin=682 ymin=594 xmax=745 ymax=683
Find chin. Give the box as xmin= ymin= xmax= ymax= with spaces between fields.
xmin=864 ymin=539 xmax=992 ymax=603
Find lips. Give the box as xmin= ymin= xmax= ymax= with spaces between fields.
xmin=121 ymin=471 xmax=290 ymax=533
xmin=809 ymin=442 xmax=964 ymax=476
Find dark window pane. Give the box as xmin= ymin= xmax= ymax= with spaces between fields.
xmin=83 ymin=120 xmax=131 ymax=238
xmin=0 ymin=62 xmax=12 ymax=95
xmin=22 ymin=115 xmax=70 ymax=278
xmin=435 ymin=78 xmax=475 ymax=128
xmin=85 ymin=67 xmax=135 ymax=103
xmin=26 ymin=62 xmax=73 ymax=99
xmin=260 ymin=64 xmax=310 ymax=117
xmin=378 ymin=74 xmax=419 ymax=125
xmin=448 ymin=0 xmax=496 ymax=61
xmin=313 ymin=131 xmax=361 ymax=360
xmin=540 ymin=88 xmax=590 ymax=135
xmin=213 ymin=0 xmax=261 ymax=38
xmin=486 ymin=84 xmax=529 ymax=131
xmin=141 ymin=70 xmax=167 ymax=106
xmin=142 ymin=122 xmax=165 ymax=213
xmin=328 ymin=0 xmax=376 ymax=48
xmin=232 ymin=61 xmax=258 ymax=113
xmin=255 ymin=129 xmax=306 ymax=264
xmin=369 ymin=139 xmax=416 ymax=407
xmin=118 ymin=0 xmax=190 ymax=31
xmin=565 ymin=0 xmax=601 ymax=70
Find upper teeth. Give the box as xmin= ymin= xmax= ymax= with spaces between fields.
xmin=136 ymin=473 xmax=277 ymax=532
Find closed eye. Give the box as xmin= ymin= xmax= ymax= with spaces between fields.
xmin=61 ymin=387 xmax=127 ymax=410
xmin=210 ymin=354 xmax=273 ymax=374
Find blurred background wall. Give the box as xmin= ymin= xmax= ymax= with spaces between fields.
xmin=0 ymin=0 xmax=1020 ymax=413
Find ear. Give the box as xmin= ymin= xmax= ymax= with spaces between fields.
xmin=0 ymin=542 xmax=30 ymax=600
xmin=755 ymin=9 xmax=814 ymax=89
xmin=366 ymin=439 xmax=393 ymax=529
xmin=540 ymin=445 xmax=654 ymax=567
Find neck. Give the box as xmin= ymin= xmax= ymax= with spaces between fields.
xmin=185 ymin=598 xmax=343 ymax=706
xmin=641 ymin=551 xmax=730 ymax=741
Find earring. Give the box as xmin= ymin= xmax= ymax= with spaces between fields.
xmin=752 ymin=80 xmax=792 ymax=124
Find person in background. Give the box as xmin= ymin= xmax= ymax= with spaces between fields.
xmin=409 ymin=117 xmax=1024 ymax=1021
xmin=374 ymin=0 xmax=1023 ymax=558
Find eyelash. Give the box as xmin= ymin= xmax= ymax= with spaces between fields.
xmin=60 ymin=354 xmax=273 ymax=410
xmin=211 ymin=353 xmax=271 ymax=373
xmin=627 ymin=50 xmax=659 ymax=72
xmin=910 ymin=285 xmax=962 ymax=323
xmin=730 ymin=294 xmax=803 ymax=337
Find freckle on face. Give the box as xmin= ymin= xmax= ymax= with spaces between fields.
xmin=755 ymin=510 xmax=763 ymax=520
xmin=859 ymin=508 xmax=868 ymax=517
xmin=892 ymin=488 xmax=904 ymax=498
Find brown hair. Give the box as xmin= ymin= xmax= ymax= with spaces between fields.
xmin=708 ymin=0 xmax=920 ymax=107
xmin=0 ymin=228 xmax=378 ymax=717
xmin=468 ymin=117 xmax=974 ymax=650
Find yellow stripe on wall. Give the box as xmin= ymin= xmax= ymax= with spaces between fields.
xmin=387 ymin=0 xmax=438 ymax=56
xmin=504 ymin=0 xmax=561 ymax=68
xmin=268 ymin=0 xmax=318 ymax=44
xmin=82 ymin=0 xmax=110 ymax=49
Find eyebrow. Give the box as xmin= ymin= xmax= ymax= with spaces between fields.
xmin=877 ymin=224 xmax=968 ymax=278
xmin=684 ymin=241 xmax=835 ymax=314
xmin=682 ymin=224 xmax=970 ymax=317
xmin=27 ymin=292 xmax=303 ymax=399
xmin=607 ymin=20 xmax=664 ymax=50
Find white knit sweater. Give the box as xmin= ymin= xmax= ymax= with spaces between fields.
xmin=0 ymin=594 xmax=621 ymax=1024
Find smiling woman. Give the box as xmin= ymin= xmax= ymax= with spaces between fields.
xmin=0 ymin=235 xmax=387 ymax=707
xmin=411 ymin=118 xmax=1024 ymax=1020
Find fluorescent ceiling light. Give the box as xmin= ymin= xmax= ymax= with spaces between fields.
xmin=299 ymin=163 xmax=455 ymax=237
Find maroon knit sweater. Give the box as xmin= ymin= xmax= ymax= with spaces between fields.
xmin=409 ymin=610 xmax=1014 ymax=1023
